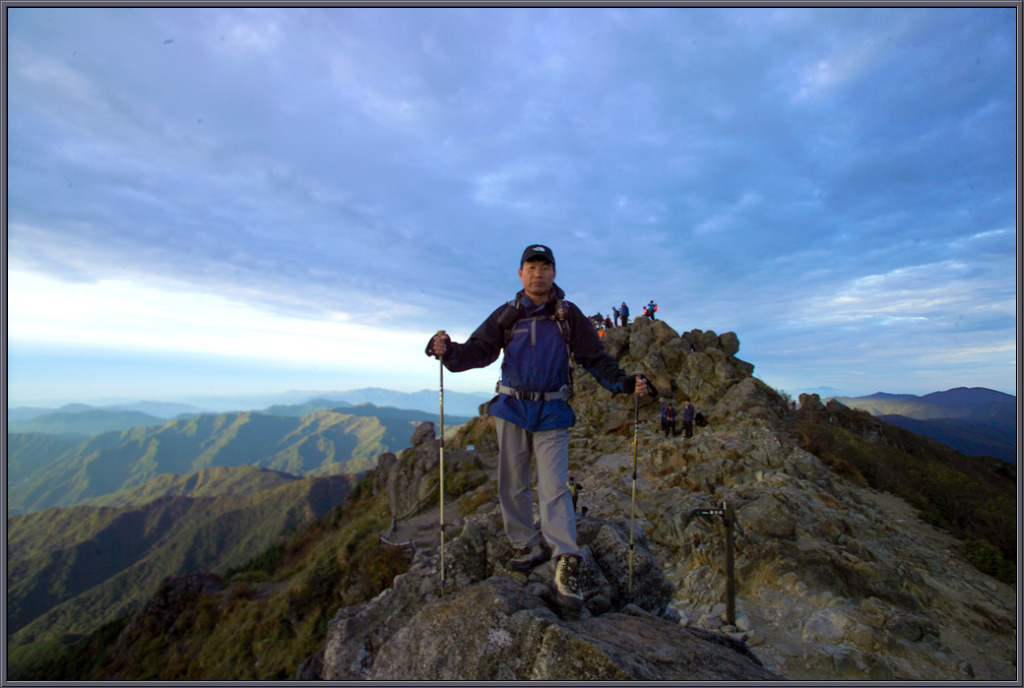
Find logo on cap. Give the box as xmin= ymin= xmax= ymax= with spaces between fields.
xmin=521 ymin=243 xmax=555 ymax=266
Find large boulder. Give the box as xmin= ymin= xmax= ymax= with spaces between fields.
xmin=382 ymin=424 xmax=441 ymax=518
xmin=377 ymin=422 xmax=487 ymax=520
xmin=709 ymin=377 xmax=790 ymax=427
xmin=370 ymin=577 xmax=781 ymax=681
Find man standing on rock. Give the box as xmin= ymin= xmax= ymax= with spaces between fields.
xmin=426 ymin=244 xmax=650 ymax=612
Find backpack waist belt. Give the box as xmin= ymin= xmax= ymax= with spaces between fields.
xmin=496 ymin=383 xmax=572 ymax=402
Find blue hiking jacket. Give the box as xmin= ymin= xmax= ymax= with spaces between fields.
xmin=441 ymin=285 xmax=634 ymax=432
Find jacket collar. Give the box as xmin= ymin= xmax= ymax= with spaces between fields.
xmin=516 ymin=283 xmax=565 ymax=313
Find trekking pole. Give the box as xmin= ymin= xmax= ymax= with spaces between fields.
xmin=437 ymin=330 xmax=447 ymax=586
xmin=628 ymin=390 xmax=639 ymax=596
xmin=628 ymin=375 xmax=657 ymax=597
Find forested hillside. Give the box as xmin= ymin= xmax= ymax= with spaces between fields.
xmin=8 ymin=470 xmax=358 ymax=645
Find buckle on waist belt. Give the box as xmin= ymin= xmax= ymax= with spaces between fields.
xmin=496 ymin=383 xmax=572 ymax=402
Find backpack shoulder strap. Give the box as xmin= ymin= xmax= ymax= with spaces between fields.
xmin=553 ymin=299 xmax=572 ymax=347
xmin=497 ymin=296 xmax=523 ymax=346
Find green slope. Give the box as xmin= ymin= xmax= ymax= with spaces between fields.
xmin=78 ymin=465 xmax=302 ymax=508
xmin=8 ymin=434 xmax=82 ymax=485
xmin=7 ymin=473 xmax=357 ymax=644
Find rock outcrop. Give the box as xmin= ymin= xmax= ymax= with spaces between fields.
xmin=316 ymin=509 xmax=778 ymax=681
xmin=309 ymin=318 xmax=1016 ymax=681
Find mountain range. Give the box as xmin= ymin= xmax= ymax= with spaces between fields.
xmin=9 ymin=386 xmax=492 ymax=421
xmin=834 ymin=387 xmax=1017 ymax=463
xmin=8 ymin=401 xmax=471 ymax=515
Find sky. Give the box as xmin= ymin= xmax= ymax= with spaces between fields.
xmin=5 ymin=5 xmax=1019 ymax=409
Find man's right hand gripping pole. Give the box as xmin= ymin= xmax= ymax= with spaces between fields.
xmin=426 ymin=331 xmax=451 ymax=360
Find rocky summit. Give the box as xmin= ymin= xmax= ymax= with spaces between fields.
xmin=303 ymin=318 xmax=1016 ymax=682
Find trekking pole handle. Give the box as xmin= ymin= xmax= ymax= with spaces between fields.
xmin=430 ymin=330 xmax=448 ymax=360
xmin=633 ymin=372 xmax=658 ymax=398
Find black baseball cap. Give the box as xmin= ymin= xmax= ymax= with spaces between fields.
xmin=521 ymin=244 xmax=555 ymax=266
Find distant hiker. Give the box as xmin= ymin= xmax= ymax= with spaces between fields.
xmin=644 ymin=300 xmax=658 ymax=320
xmin=663 ymin=403 xmax=678 ymax=437
xmin=612 ymin=307 xmax=621 ymax=327
xmin=426 ymin=244 xmax=651 ymax=613
xmin=604 ymin=315 xmax=613 ymax=329
xmin=620 ymin=301 xmax=629 ymax=325
xmin=694 ymin=411 xmax=708 ymax=428
xmin=682 ymin=400 xmax=696 ymax=438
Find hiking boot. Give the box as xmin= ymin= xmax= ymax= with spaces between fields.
xmin=554 ymin=554 xmax=583 ymax=611
xmin=507 ymin=543 xmax=547 ymax=573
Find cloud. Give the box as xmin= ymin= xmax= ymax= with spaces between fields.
xmin=209 ymin=8 xmax=284 ymax=55
xmin=6 ymin=7 xmax=1016 ymax=402
xmin=785 ymin=260 xmax=1015 ymax=340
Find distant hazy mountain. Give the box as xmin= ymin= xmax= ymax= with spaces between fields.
xmin=836 ymin=387 xmax=1017 ymax=463
xmin=7 ymin=409 xmax=167 ymax=437
xmin=103 ymin=400 xmax=205 ymax=418
xmin=790 ymin=385 xmax=846 ymax=399
xmin=8 ymin=406 xmax=65 ymax=421
xmin=836 ymin=387 xmax=1014 ymax=419
xmin=247 ymin=387 xmax=490 ymax=418
xmin=262 ymin=399 xmax=472 ymax=425
xmin=330 ymin=388 xmax=491 ymax=417
xmin=10 ymin=388 xmax=492 ymax=421
xmin=8 ymin=401 xmax=199 ymax=421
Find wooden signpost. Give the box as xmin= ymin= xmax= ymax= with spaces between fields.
xmin=690 ymin=501 xmax=741 ymax=626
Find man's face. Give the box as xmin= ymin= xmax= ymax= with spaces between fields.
xmin=519 ymin=259 xmax=556 ymax=304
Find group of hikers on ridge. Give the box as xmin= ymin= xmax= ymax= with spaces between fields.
xmin=593 ymin=299 xmax=659 ymax=332
xmin=659 ymin=400 xmax=705 ymax=438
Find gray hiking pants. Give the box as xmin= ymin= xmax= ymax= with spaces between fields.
xmin=494 ymin=417 xmax=578 ymax=560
